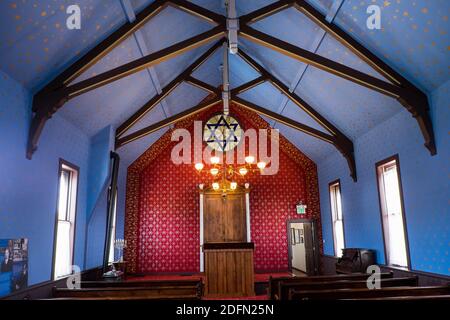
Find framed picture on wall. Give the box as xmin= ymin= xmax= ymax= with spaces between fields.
xmin=0 ymin=238 xmax=28 ymax=297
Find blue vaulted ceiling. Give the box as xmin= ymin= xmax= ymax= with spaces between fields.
xmin=0 ymin=0 xmax=448 ymax=166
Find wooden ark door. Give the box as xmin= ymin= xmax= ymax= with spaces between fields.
xmin=203 ymin=192 xmax=246 ymax=243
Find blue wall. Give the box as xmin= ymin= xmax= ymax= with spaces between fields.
xmin=318 ymin=80 xmax=450 ymax=275
xmin=84 ymin=125 xmax=114 ymax=269
xmin=85 ymin=186 xmax=108 ymax=269
xmin=86 ymin=125 xmax=114 ymax=220
xmin=0 ymin=70 xmax=91 ymax=285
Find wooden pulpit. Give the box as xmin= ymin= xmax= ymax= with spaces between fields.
xmin=203 ymin=242 xmax=255 ymax=297
xmin=201 ymin=188 xmax=255 ymax=297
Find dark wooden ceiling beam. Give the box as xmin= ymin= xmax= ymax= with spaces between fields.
xmin=27 ymin=26 xmax=225 ymax=158
xmin=232 ymin=96 xmax=334 ymax=143
xmin=232 ymin=96 xmax=357 ymax=181
xmin=239 ymin=0 xmax=295 ymax=25
xmin=295 ymin=1 xmax=401 ymax=87
xmin=230 ymin=76 xmax=267 ymax=96
xmin=35 ymin=0 xmax=169 ymax=99
xmin=64 ymin=25 xmax=225 ymax=98
xmin=186 ymin=76 xmax=221 ymax=95
xmin=116 ymin=40 xmax=224 ymax=137
xmin=168 ymin=0 xmax=226 ymax=25
xmin=294 ymin=0 xmax=435 ymax=155
xmin=237 ymin=50 xmax=350 ymax=139
xmin=239 ymin=25 xmax=403 ymax=98
xmin=116 ymin=96 xmax=221 ymax=148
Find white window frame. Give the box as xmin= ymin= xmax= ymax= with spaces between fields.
xmin=329 ymin=180 xmax=345 ymax=257
xmin=376 ymin=155 xmax=410 ymax=269
xmin=52 ymin=160 xmax=79 ymax=280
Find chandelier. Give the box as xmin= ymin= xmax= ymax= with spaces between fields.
xmin=194 ymin=155 xmax=266 ymax=193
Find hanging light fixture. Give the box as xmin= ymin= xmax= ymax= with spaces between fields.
xmin=194 ymin=154 xmax=267 ymax=193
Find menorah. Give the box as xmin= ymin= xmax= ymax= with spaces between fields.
xmin=114 ymin=239 xmax=127 ymax=262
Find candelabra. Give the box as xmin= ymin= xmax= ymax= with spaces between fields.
xmin=114 ymin=239 xmax=127 ymax=262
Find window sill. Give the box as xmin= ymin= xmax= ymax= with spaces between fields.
xmin=384 ymin=265 xmax=410 ymax=272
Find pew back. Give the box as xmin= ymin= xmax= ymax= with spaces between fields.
xmin=277 ymin=276 xmax=418 ymax=300
xmin=52 ymin=280 xmax=202 ymax=300
xmin=79 ymin=279 xmax=202 ymax=289
xmin=289 ymin=285 xmax=450 ymax=300
xmin=268 ymin=272 xmax=393 ymax=299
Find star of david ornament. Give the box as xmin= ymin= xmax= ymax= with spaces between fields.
xmin=203 ymin=114 xmax=242 ymax=152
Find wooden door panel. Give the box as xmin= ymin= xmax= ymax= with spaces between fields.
xmin=203 ymin=193 xmax=246 ymax=243
xmin=224 ymin=194 xmax=246 ymax=242
xmin=204 ymin=195 xmax=224 ymax=243
xmin=303 ymin=223 xmax=315 ymax=274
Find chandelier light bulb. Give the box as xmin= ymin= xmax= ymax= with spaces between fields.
xmin=245 ymin=155 xmax=255 ymax=164
xmin=239 ymin=167 xmax=248 ymax=176
xmin=257 ymin=161 xmax=267 ymax=170
xmin=211 ymin=156 xmax=220 ymax=164
xmin=195 ymin=163 xmax=204 ymax=171
xmin=210 ymin=168 xmax=219 ymax=175
xmin=212 ymin=182 xmax=220 ymax=190
xmin=230 ymin=182 xmax=237 ymax=190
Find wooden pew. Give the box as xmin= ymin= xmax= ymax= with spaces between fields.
xmin=79 ymin=279 xmax=202 ymax=289
xmin=52 ymin=279 xmax=202 ymax=300
xmin=277 ymin=276 xmax=418 ymax=300
xmin=268 ymin=272 xmax=393 ymax=299
xmin=346 ymin=295 xmax=450 ymax=301
xmin=289 ymin=285 xmax=450 ymax=300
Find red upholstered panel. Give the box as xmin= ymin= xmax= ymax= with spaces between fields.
xmin=137 ymin=145 xmax=201 ymax=273
xmin=126 ymin=103 xmax=321 ymax=273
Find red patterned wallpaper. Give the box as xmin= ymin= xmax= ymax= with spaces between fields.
xmin=125 ymin=101 xmax=322 ymax=273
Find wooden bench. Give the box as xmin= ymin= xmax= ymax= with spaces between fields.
xmin=277 ymin=276 xmax=418 ymax=300
xmin=79 ymin=279 xmax=202 ymax=289
xmin=289 ymin=285 xmax=450 ymax=300
xmin=268 ymin=272 xmax=393 ymax=299
xmin=52 ymin=279 xmax=202 ymax=300
xmin=345 ymin=295 xmax=450 ymax=301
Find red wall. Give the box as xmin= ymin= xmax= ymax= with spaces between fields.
xmin=125 ymin=103 xmax=321 ymax=273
